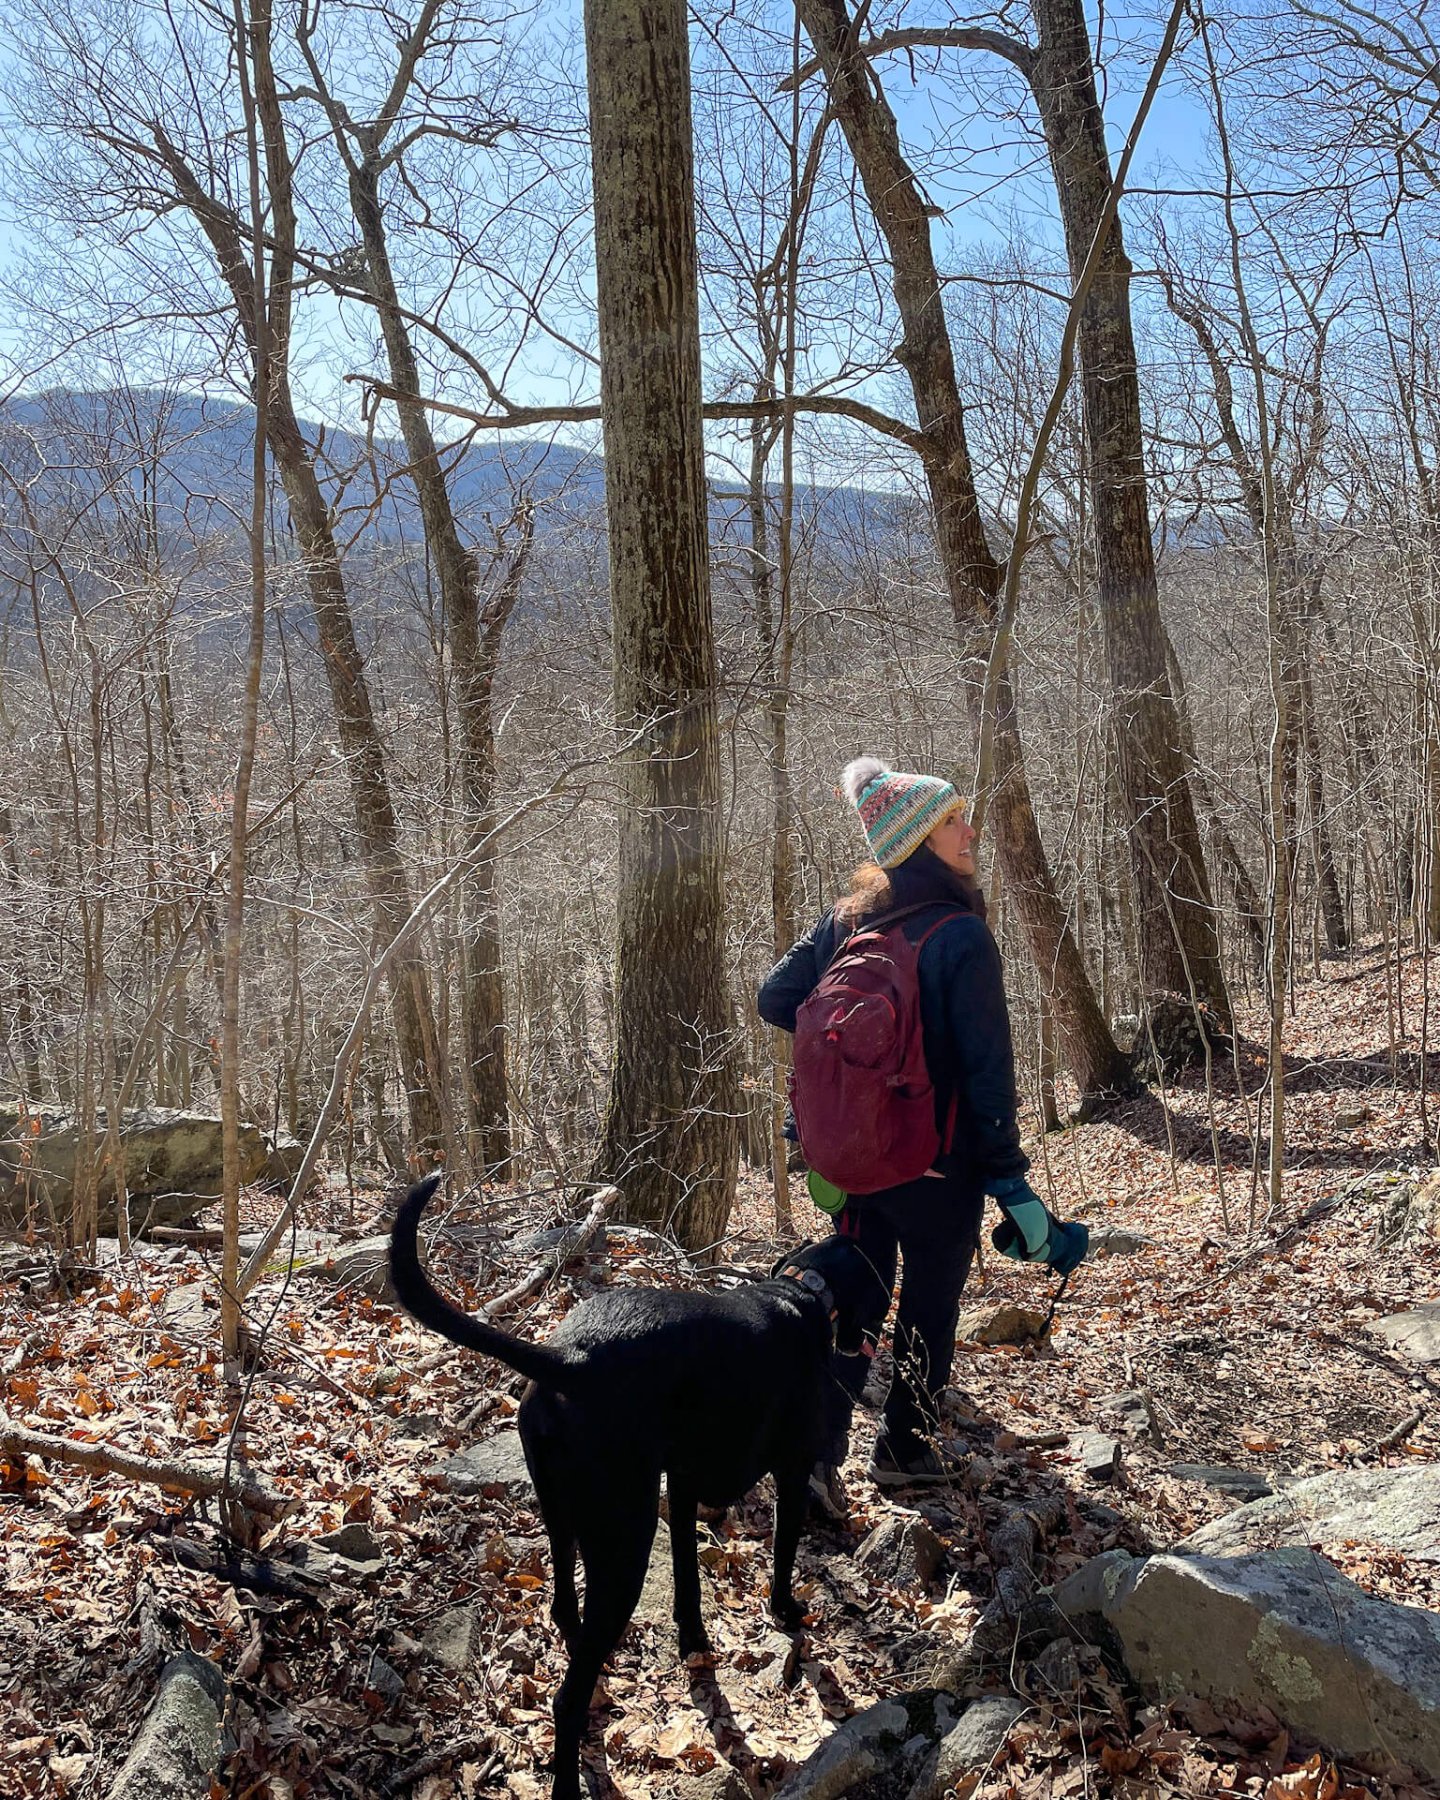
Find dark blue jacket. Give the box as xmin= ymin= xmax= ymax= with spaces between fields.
xmin=757 ymin=856 xmax=1028 ymax=1191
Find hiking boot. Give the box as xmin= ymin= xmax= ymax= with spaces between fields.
xmin=807 ymin=1461 xmax=850 ymax=1522
xmin=868 ymin=1437 xmax=963 ymax=1487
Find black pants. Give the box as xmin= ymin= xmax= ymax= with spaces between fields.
xmin=821 ymin=1174 xmax=984 ymax=1464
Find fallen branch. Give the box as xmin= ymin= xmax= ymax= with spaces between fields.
xmin=0 ymin=1420 xmax=294 ymax=1517
xmin=381 ymin=1735 xmax=495 ymax=1797
xmin=408 ymin=1187 xmax=618 ymax=1375
xmin=1375 ymin=1404 xmax=1425 ymax=1452
xmin=479 ymin=1186 xmax=616 ymax=1322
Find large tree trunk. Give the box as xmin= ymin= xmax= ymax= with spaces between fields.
xmin=348 ymin=159 xmax=515 ymax=1172
xmin=1028 ymin=0 xmax=1229 ymax=1031
xmin=795 ymin=0 xmax=1134 ymax=1101
xmin=585 ymin=0 xmax=738 ymax=1248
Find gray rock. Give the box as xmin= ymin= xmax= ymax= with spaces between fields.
xmin=856 ymin=1515 xmax=946 ymax=1586
xmin=306 ymin=1234 xmax=401 ymax=1299
xmin=109 ymin=1651 xmax=226 ymax=1800
xmin=1027 ymin=1637 xmax=1081 ymax=1696
xmin=1163 ymin=1463 xmax=1273 ymax=1501
xmin=1071 ymin=1432 xmax=1122 ymax=1482
xmin=676 ymin=1768 xmax=748 ymax=1800
xmin=1054 ymin=1546 xmax=1440 ymax=1778
xmin=1097 ymin=1389 xmax=1149 ymax=1423
xmin=422 ymin=1606 xmax=480 ymax=1671
xmin=262 ymin=1133 xmax=307 ymax=1191
xmin=777 ymin=1692 xmax=959 ymax=1800
xmin=956 ymin=1302 xmax=1050 ymax=1346
xmin=1373 ymin=1303 xmax=1440 ymax=1363
xmin=1377 ymin=1171 xmax=1440 ymax=1247
xmin=1087 ymin=1228 xmax=1157 ymax=1258
xmin=1336 ymin=1105 xmax=1371 ymax=1130
xmin=160 ymin=1284 xmax=211 ymax=1334
xmin=364 ymin=1653 xmax=404 ymax=1703
xmin=1179 ymin=1466 xmax=1440 ymax=1562
xmin=635 ymin=1518 xmax=713 ymax=1633
xmin=906 ymin=1695 xmax=1027 ymax=1800
xmin=314 ymin=1522 xmax=386 ymax=1576
xmin=1 ymin=1105 xmax=267 ymax=1234
xmin=755 ymin=1628 xmax=802 ymax=1691
xmin=438 ymin=1430 xmax=532 ymax=1500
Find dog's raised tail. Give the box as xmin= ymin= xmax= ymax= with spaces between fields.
xmin=389 ymin=1176 xmax=579 ymax=1390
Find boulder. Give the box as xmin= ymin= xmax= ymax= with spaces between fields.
xmin=108 ymin=1651 xmax=226 ymax=1800
xmin=438 ymin=1430 xmax=532 ymax=1501
xmin=956 ymin=1302 xmax=1050 ymax=1346
xmin=776 ymin=1691 xmax=960 ymax=1800
xmin=1373 ymin=1304 xmax=1440 ymax=1364
xmin=1055 ymin=1546 xmax=1440 ymax=1777
xmin=1179 ymin=1466 xmax=1440 ymax=1562
xmin=906 ymin=1695 xmax=1026 ymax=1800
xmin=2 ymin=1105 xmax=267 ymax=1233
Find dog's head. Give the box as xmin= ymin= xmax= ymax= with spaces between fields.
xmin=771 ymin=1236 xmax=888 ymax=1354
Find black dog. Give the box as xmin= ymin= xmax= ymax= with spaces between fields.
xmin=389 ymin=1176 xmax=884 ymax=1800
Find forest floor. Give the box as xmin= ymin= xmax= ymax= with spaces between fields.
xmin=3 ymin=939 xmax=1440 ymax=1800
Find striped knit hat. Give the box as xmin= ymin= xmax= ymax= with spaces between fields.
xmin=840 ymin=756 xmax=963 ymax=869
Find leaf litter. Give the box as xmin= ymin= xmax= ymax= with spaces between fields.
xmin=1 ymin=941 xmax=1438 ymax=1798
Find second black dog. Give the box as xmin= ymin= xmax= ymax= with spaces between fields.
xmin=389 ymin=1176 xmax=885 ymax=1800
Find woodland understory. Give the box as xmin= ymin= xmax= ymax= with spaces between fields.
xmin=2 ymin=943 xmax=1438 ymax=1800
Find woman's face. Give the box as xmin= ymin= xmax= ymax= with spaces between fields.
xmin=927 ymin=806 xmax=977 ymax=876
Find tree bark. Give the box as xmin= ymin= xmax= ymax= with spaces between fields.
xmin=585 ymin=0 xmax=739 ymax=1248
xmin=1028 ymin=0 xmax=1229 ymax=1029
xmin=348 ymin=156 xmax=515 ymax=1171
xmin=794 ymin=0 xmax=1133 ymax=1100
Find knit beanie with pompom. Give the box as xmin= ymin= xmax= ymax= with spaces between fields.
xmin=839 ymin=756 xmax=963 ymax=869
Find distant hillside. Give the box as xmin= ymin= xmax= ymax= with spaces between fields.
xmin=0 ymin=386 xmax=915 ymax=558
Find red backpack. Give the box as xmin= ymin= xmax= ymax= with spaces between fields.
xmin=790 ymin=905 xmax=960 ymax=1195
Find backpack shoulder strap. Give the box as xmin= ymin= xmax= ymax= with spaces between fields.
xmin=841 ymin=901 xmax=952 ymax=944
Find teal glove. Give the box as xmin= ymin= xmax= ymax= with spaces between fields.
xmin=988 ymin=1176 xmax=1089 ymax=1276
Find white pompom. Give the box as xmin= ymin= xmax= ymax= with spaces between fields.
xmin=839 ymin=755 xmax=888 ymax=805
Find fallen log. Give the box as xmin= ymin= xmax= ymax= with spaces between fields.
xmin=0 ymin=1420 xmax=293 ymax=1517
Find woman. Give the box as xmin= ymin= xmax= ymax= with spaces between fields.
xmin=758 ymin=757 xmax=1085 ymax=1510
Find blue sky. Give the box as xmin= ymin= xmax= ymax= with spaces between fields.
xmin=0 ymin=0 xmax=1220 ymax=442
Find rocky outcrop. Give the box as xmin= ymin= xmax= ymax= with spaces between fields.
xmin=1180 ymin=1466 xmax=1440 ymax=1561
xmin=1373 ymin=1303 xmax=1440 ymax=1364
xmin=1 ymin=1105 xmax=267 ymax=1233
xmin=1055 ymin=1546 xmax=1440 ymax=1778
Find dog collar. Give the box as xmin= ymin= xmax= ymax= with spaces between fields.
xmin=778 ymin=1264 xmax=837 ymax=1320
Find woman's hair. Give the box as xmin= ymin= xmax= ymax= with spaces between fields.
xmin=834 ymin=841 xmax=982 ymax=925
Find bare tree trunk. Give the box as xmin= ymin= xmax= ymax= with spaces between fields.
xmin=346 ymin=156 xmax=516 ymax=1172
xmin=1028 ymin=0 xmax=1229 ymax=1031
xmin=794 ymin=0 xmax=1133 ymax=1101
xmin=219 ymin=0 xmax=270 ymax=1368
xmin=585 ymin=0 xmax=738 ymax=1249
xmin=151 ymin=114 xmax=445 ymax=1157
xmin=0 ymin=806 xmax=43 ymax=1099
